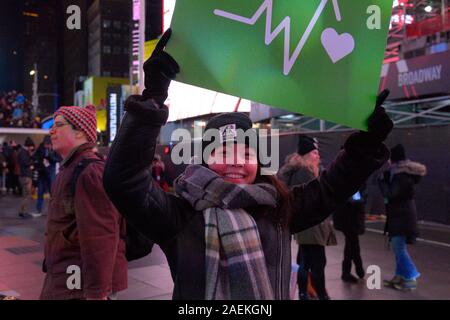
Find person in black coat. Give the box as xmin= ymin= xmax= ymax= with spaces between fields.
xmin=278 ymin=137 xmax=337 ymax=300
xmin=333 ymin=187 xmax=366 ymax=283
xmin=32 ymin=135 xmax=60 ymax=216
xmin=379 ymin=144 xmax=426 ymax=291
xmin=103 ymin=29 xmax=393 ymax=300
xmin=17 ymin=138 xmax=35 ymax=218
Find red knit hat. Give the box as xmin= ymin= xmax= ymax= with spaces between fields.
xmin=54 ymin=105 xmax=97 ymax=143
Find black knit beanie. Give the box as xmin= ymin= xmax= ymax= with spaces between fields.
xmin=201 ymin=112 xmax=257 ymax=164
xmin=297 ymin=135 xmax=318 ymax=156
xmin=390 ymin=144 xmax=406 ymax=162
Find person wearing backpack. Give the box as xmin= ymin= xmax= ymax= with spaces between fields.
xmin=40 ymin=105 xmax=127 ymax=300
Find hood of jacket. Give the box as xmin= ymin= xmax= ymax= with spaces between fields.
xmin=391 ymin=160 xmax=427 ymax=177
xmin=278 ymin=153 xmax=318 ymax=178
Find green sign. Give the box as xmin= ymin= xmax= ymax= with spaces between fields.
xmin=166 ymin=0 xmax=393 ymax=130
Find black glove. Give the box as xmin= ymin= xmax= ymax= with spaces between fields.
xmin=366 ymin=89 xmax=393 ymax=143
xmin=383 ymin=170 xmax=391 ymax=182
xmin=142 ymin=28 xmax=180 ymax=103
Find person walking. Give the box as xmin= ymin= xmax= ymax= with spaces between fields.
xmin=333 ymin=188 xmax=367 ymax=283
xmin=18 ymin=137 xmax=35 ymax=218
xmin=379 ymin=144 xmax=426 ymax=291
xmin=31 ymin=135 xmax=60 ymax=217
xmin=0 ymin=145 xmax=8 ymax=194
xmin=5 ymin=142 xmax=21 ymax=195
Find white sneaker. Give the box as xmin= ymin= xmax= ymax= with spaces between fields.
xmin=30 ymin=212 xmax=43 ymax=218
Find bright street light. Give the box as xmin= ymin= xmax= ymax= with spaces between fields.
xmin=29 ymin=70 xmax=36 ymax=76
xmin=424 ymin=5 xmax=433 ymax=13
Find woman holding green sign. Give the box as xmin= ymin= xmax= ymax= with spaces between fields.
xmin=103 ymin=29 xmax=393 ymax=300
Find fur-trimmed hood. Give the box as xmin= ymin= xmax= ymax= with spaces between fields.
xmin=390 ymin=160 xmax=427 ymax=177
xmin=278 ymin=153 xmax=318 ymax=179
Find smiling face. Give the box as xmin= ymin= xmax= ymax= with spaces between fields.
xmin=207 ymin=143 xmax=258 ymax=185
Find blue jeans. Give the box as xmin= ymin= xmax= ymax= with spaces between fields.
xmin=391 ymin=236 xmax=420 ymax=281
xmin=36 ymin=175 xmax=53 ymax=212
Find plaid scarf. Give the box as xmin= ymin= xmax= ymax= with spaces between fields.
xmin=174 ymin=165 xmax=277 ymax=300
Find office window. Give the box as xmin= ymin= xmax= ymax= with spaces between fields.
xmin=103 ymin=32 xmax=111 ymax=40
xmin=103 ymin=19 xmax=111 ymax=29
xmin=103 ymin=45 xmax=111 ymax=54
xmin=113 ymin=20 xmax=122 ymax=30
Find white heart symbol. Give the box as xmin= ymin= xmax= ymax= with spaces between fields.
xmin=321 ymin=28 xmax=355 ymax=63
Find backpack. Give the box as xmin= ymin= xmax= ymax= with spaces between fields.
xmin=71 ymin=156 xmax=154 ymax=262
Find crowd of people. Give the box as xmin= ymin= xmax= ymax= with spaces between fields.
xmin=0 ymin=91 xmax=42 ymax=128
xmin=0 ymin=136 xmax=61 ymax=217
xmin=0 ymin=29 xmax=428 ymax=301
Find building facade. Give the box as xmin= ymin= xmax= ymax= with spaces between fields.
xmin=88 ymin=0 xmax=131 ymax=78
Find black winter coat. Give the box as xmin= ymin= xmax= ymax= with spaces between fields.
xmin=33 ymin=143 xmax=60 ymax=179
xmin=17 ymin=147 xmax=32 ymax=178
xmin=103 ymin=95 xmax=389 ymax=300
xmin=379 ymin=160 xmax=427 ymax=243
xmin=333 ymin=198 xmax=366 ymax=236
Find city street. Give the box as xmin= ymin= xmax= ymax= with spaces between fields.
xmin=1 ymin=194 xmax=449 ymax=300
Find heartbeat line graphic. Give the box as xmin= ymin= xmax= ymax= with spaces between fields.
xmin=214 ymin=0 xmax=343 ymax=75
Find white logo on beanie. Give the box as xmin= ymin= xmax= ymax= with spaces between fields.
xmin=219 ymin=124 xmax=237 ymax=143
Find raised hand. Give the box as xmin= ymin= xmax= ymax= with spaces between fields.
xmin=142 ymin=28 xmax=180 ymax=103
xmin=366 ymin=89 xmax=393 ymax=143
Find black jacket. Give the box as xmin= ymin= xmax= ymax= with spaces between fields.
xmin=379 ymin=160 xmax=427 ymax=243
xmin=103 ymin=96 xmax=389 ymax=300
xmin=17 ymin=147 xmax=32 ymax=178
xmin=333 ymin=197 xmax=366 ymax=236
xmin=32 ymin=143 xmax=60 ymax=179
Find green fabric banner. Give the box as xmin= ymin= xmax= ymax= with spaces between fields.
xmin=166 ymin=0 xmax=393 ymax=130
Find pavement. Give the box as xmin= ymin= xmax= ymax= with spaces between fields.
xmin=1 ymin=194 xmax=449 ymax=300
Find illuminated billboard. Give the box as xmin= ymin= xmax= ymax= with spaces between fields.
xmin=83 ymin=76 xmax=129 ymax=132
xmin=140 ymin=0 xmax=250 ymax=122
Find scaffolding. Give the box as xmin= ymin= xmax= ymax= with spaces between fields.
xmin=270 ymin=95 xmax=450 ymax=133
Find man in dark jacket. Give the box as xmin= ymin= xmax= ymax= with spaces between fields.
xmin=18 ymin=137 xmax=35 ymax=218
xmin=31 ymin=135 xmax=60 ymax=217
xmin=6 ymin=141 xmax=21 ymax=195
xmin=40 ymin=105 xmax=127 ymax=300
xmin=0 ymin=144 xmax=8 ymax=193
xmin=103 ymin=29 xmax=393 ymax=300
xmin=379 ymin=144 xmax=426 ymax=291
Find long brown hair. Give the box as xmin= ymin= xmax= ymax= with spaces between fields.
xmin=255 ymin=172 xmax=292 ymax=226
